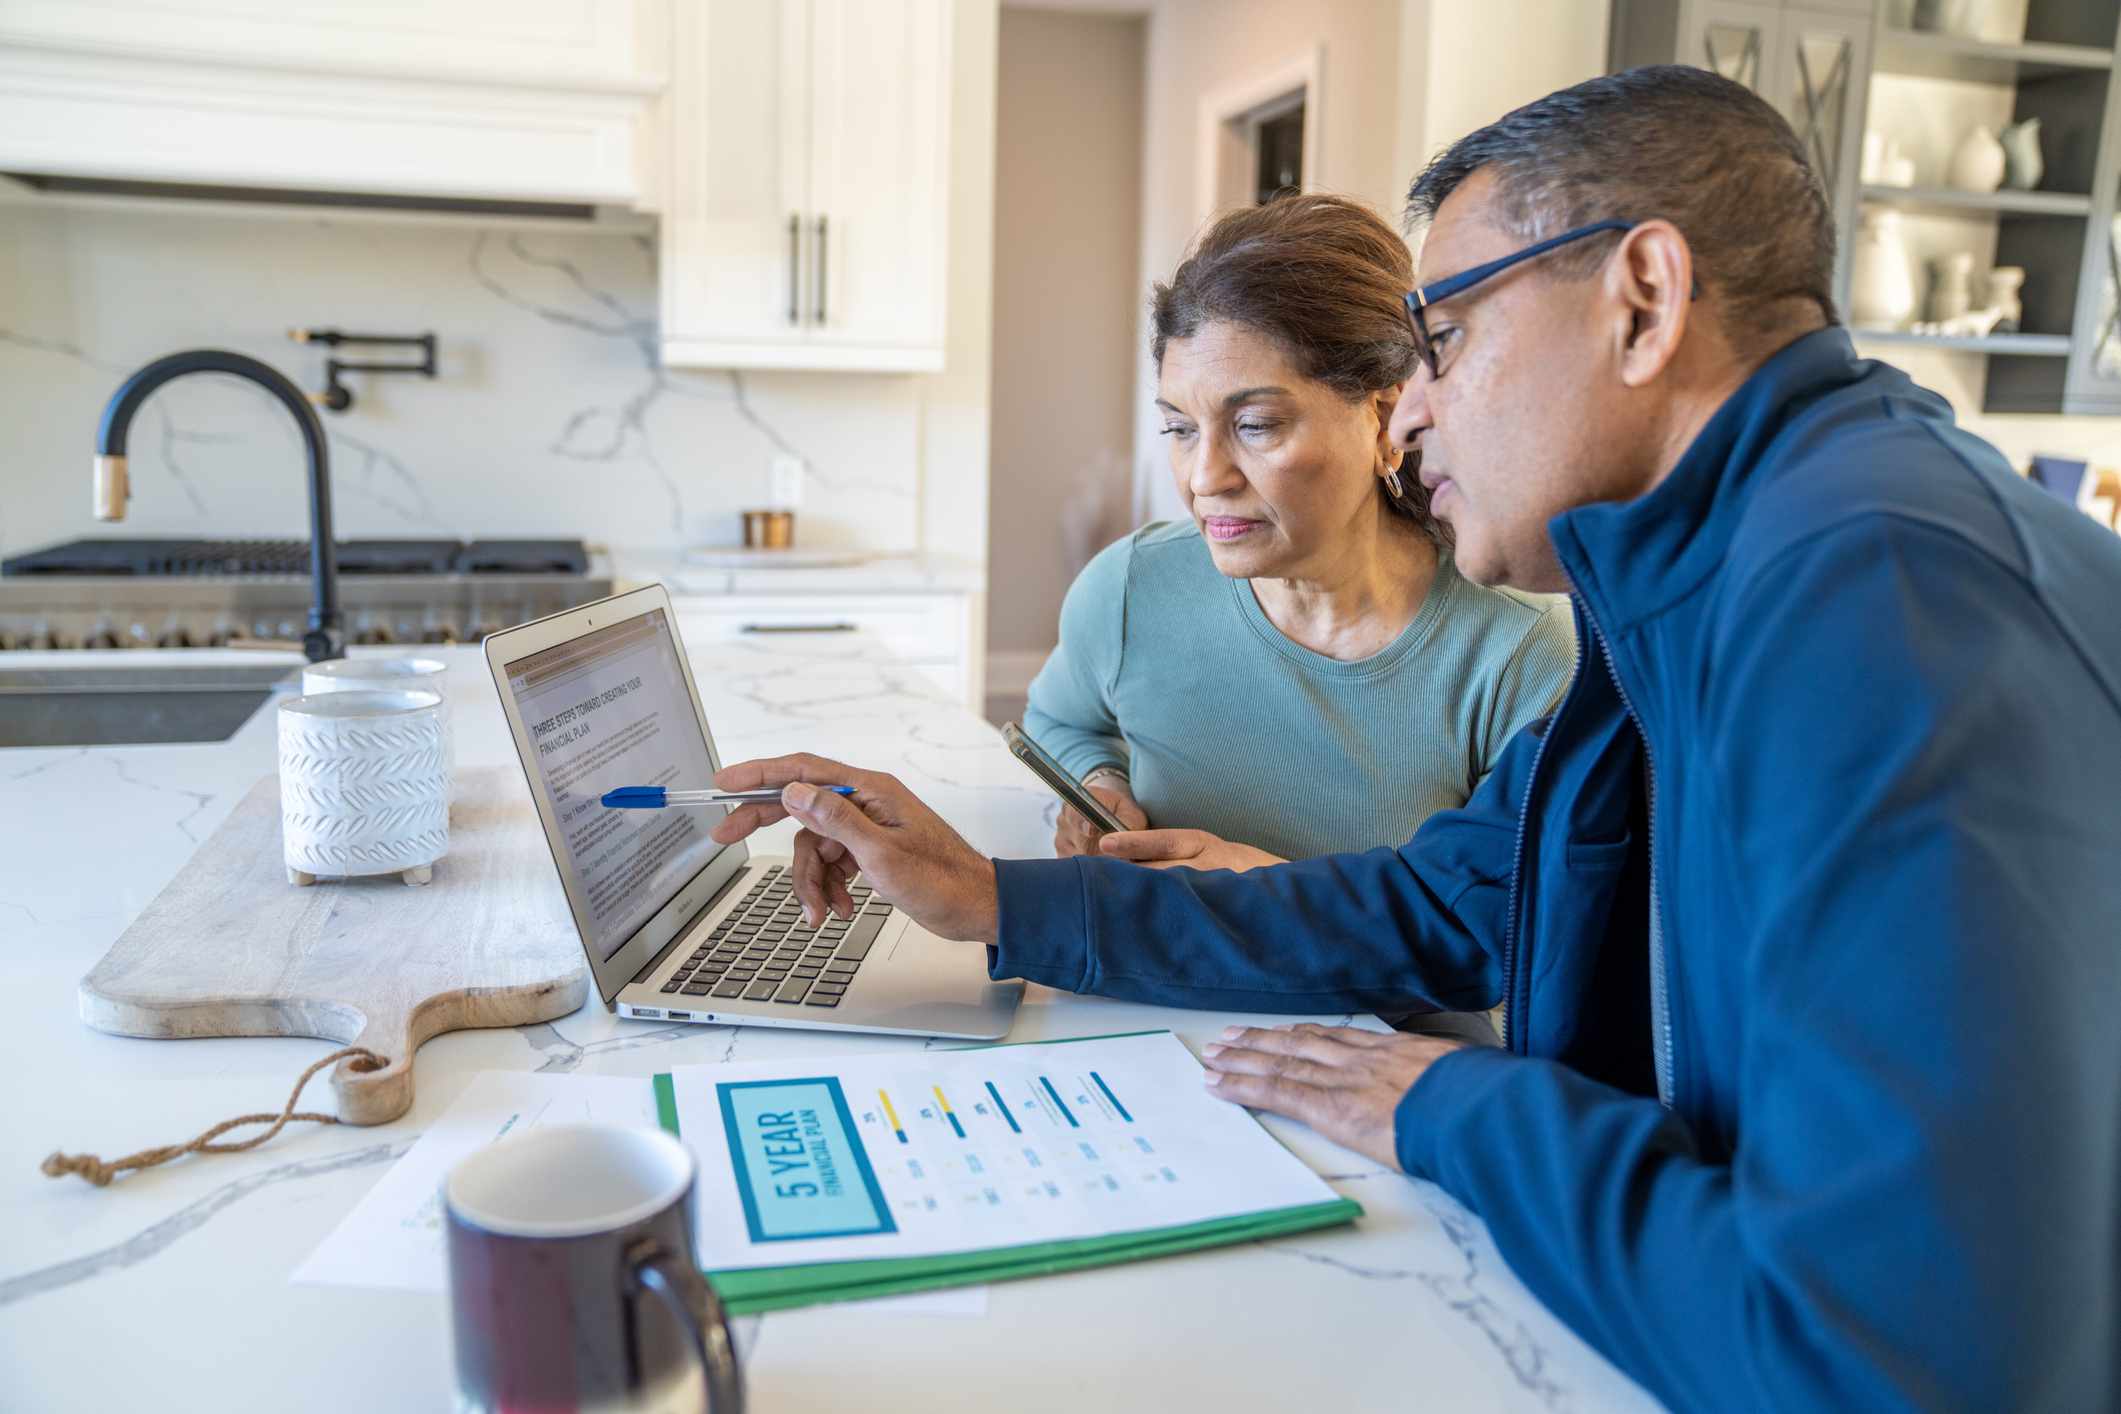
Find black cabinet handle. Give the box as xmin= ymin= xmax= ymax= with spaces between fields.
xmin=740 ymin=622 xmax=856 ymax=634
xmin=814 ymin=215 xmax=829 ymax=325
xmin=787 ymin=213 xmax=801 ymax=325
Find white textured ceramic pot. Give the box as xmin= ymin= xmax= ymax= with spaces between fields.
xmin=301 ymin=656 xmax=455 ymax=807
xmin=278 ymin=688 xmax=450 ymax=887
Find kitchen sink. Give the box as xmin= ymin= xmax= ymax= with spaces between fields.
xmin=0 ymin=662 xmax=301 ymax=748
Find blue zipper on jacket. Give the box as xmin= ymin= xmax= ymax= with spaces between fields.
xmin=1596 ymin=630 xmax=1676 ymax=1108
xmin=1498 ymin=596 xmax=1590 ymax=1053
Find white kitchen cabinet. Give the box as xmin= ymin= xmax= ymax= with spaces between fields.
xmin=0 ymin=1 xmax=660 ymax=91
xmin=669 ymin=591 xmax=972 ymax=705
xmin=0 ymin=0 xmax=662 ymax=204
xmin=660 ymin=0 xmax=953 ymax=373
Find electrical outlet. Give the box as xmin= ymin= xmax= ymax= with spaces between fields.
xmin=769 ymin=453 xmax=806 ymax=510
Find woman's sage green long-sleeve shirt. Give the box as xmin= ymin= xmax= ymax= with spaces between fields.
xmin=1023 ymin=521 xmax=1576 ymax=860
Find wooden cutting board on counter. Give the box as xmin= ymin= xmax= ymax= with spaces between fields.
xmin=81 ymin=766 xmax=589 ymax=1125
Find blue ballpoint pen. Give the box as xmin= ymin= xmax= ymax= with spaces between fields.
xmin=600 ymin=784 xmax=857 ymax=809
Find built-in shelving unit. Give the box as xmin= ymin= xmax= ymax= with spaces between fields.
xmin=1861 ymin=5 xmax=2121 ymax=414
xmin=1859 ymin=184 xmax=2092 ymax=216
xmin=1610 ymin=0 xmax=2121 ymax=416
xmin=1852 ymin=328 xmax=2074 ymax=354
xmin=1872 ymin=27 xmax=2112 ymax=84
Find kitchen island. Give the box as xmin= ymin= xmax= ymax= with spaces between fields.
xmin=0 ymin=631 xmax=1654 ymax=1412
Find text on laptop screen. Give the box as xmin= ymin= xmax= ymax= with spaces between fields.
xmin=504 ymin=608 xmax=723 ymax=961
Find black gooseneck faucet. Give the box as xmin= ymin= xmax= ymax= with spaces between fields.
xmin=93 ymin=350 xmax=344 ymax=662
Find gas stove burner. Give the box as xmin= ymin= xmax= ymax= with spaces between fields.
xmin=455 ymin=539 xmax=590 ymax=576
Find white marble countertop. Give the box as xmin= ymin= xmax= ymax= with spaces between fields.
xmin=609 ymin=546 xmax=986 ymax=598
xmin=0 ymin=635 xmax=1653 ymax=1412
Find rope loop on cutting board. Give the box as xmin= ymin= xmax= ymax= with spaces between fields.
xmin=40 ymin=1046 xmax=388 ymax=1187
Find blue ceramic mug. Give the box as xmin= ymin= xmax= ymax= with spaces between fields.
xmin=445 ymin=1125 xmax=744 ymax=1413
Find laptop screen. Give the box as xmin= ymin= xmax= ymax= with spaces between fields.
xmin=502 ymin=606 xmax=726 ymax=962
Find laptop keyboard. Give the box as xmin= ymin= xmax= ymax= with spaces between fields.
xmin=659 ymin=865 xmax=893 ymax=1009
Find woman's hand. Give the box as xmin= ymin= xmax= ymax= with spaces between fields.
xmin=1053 ymin=779 xmax=1149 ymax=858
xmin=1097 ymin=828 xmax=1285 ymax=872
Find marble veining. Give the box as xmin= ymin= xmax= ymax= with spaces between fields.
xmin=3 ymin=745 xmax=87 ymax=784
xmin=470 ymin=231 xmax=688 ymax=534
xmin=1414 ymin=1193 xmax=1577 ymax=1411
xmin=1260 ymin=1188 xmax=1576 ymax=1412
xmin=150 ymin=404 xmax=221 ymax=517
xmin=332 ymin=423 xmax=445 ymax=528
xmin=0 ymin=202 xmax=930 ymax=556
xmin=105 ymin=752 xmax=218 ymax=845
xmin=520 ymin=1017 xmax=743 ymax=1074
xmin=0 ymin=1139 xmax=413 ymax=1309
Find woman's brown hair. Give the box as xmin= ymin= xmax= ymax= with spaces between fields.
xmin=1150 ymin=192 xmax=1437 ymax=533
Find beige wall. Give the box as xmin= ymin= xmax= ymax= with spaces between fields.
xmin=986 ymin=7 xmax=1147 ymax=660
xmin=1137 ymin=0 xmax=1405 ymax=279
xmin=1129 ymin=0 xmax=1406 ymax=527
xmin=1409 ymin=0 xmax=1611 ymax=182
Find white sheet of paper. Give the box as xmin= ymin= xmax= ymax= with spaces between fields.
xmin=292 ymin=1070 xmax=987 ymax=1317
xmin=662 ymin=1031 xmax=1343 ymax=1271
xmin=292 ymin=1071 xmax=655 ymax=1292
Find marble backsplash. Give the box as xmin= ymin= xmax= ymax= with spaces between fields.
xmin=0 ymin=199 xmax=925 ymax=559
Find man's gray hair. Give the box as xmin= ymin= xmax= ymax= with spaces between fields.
xmin=1407 ymin=65 xmax=1838 ymax=345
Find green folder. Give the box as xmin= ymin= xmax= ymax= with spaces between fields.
xmin=652 ymin=1031 xmax=1364 ymax=1315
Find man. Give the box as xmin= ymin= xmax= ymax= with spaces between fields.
xmin=711 ymin=68 xmax=2121 ymax=1409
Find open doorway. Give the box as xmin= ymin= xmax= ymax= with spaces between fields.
xmin=1197 ymin=48 xmax=1323 ymax=220
xmin=1253 ymin=93 xmax=1307 ymax=202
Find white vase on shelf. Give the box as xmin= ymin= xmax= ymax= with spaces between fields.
xmin=1987 ymin=266 xmax=2026 ymax=332
xmin=1851 ymin=209 xmax=1918 ymax=331
xmin=1928 ymin=252 xmax=1977 ymax=323
xmin=2000 ymin=118 xmax=2044 ymax=191
xmin=1948 ymin=126 xmax=2007 ymax=193
xmin=1913 ymin=0 xmax=1983 ymax=36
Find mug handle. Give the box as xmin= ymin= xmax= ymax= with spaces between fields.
xmin=627 ymin=1238 xmax=746 ymax=1414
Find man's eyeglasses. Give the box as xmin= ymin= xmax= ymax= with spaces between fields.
xmin=1403 ymin=219 xmax=1638 ymax=381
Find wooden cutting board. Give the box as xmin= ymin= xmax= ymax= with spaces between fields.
xmin=81 ymin=765 xmax=590 ymax=1125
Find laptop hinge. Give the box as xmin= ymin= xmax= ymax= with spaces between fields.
xmin=632 ymin=863 xmax=751 ymax=987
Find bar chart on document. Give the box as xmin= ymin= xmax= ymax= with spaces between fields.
xmin=660 ymin=1031 xmax=1346 ymax=1271
xmin=867 ymin=1049 xmax=1166 ymax=1214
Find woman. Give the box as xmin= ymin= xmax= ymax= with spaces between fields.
xmin=1026 ymin=193 xmax=1573 ymax=869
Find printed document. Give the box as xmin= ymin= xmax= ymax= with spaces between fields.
xmin=660 ymin=1031 xmax=1342 ymax=1270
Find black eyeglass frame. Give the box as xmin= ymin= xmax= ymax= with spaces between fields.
xmin=1403 ymin=219 xmax=1640 ymax=380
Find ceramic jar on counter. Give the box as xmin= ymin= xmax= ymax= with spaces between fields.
xmin=278 ymin=688 xmax=450 ymax=887
xmin=302 ymin=656 xmax=455 ymax=809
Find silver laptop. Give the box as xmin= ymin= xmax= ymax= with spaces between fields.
xmin=486 ymin=584 xmax=1021 ymax=1039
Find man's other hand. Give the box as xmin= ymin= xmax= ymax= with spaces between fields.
xmin=1199 ymin=1024 xmax=1471 ymax=1168
xmin=1097 ymin=828 xmax=1284 ymax=872
xmin=709 ymin=753 xmax=1000 ymax=943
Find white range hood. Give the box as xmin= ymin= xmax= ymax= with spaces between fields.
xmin=0 ymin=0 xmax=667 ymax=210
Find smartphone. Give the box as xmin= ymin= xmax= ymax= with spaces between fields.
xmin=1001 ymin=722 xmax=1128 ymax=835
